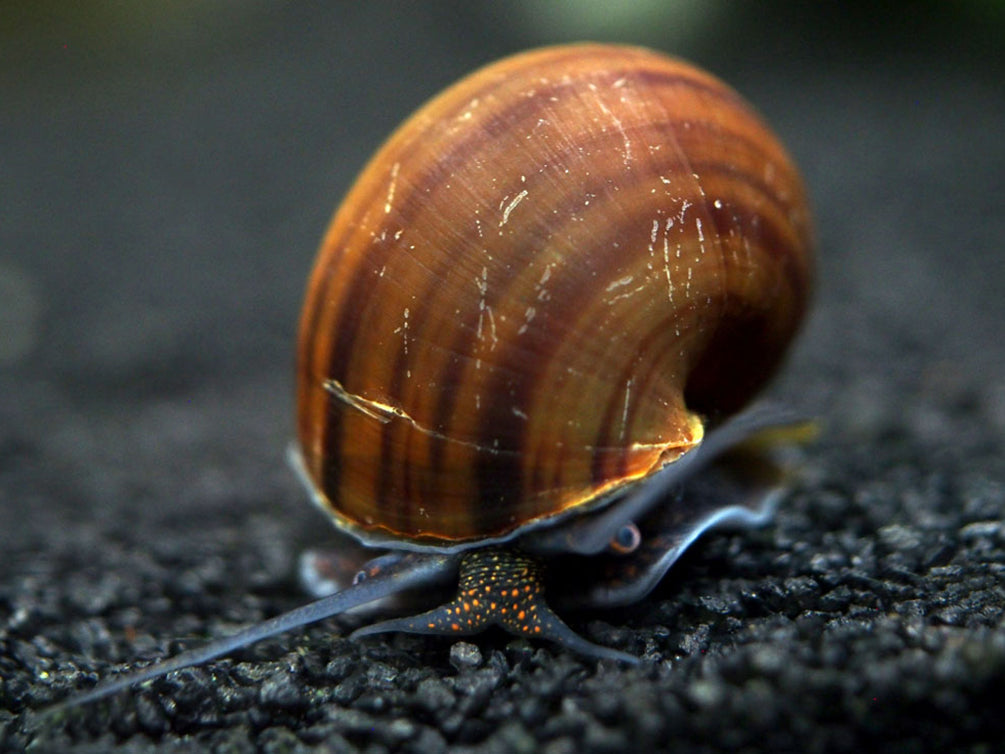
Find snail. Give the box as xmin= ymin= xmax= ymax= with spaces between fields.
xmin=55 ymin=43 xmax=813 ymax=709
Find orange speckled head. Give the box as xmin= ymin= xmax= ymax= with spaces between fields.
xmin=295 ymin=44 xmax=813 ymax=546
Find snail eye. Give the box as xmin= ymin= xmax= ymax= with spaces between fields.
xmin=609 ymin=523 xmax=641 ymax=555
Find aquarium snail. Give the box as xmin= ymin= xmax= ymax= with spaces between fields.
xmin=57 ymin=43 xmax=813 ymax=708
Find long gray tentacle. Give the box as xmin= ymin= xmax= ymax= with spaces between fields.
xmin=46 ymin=552 xmax=457 ymax=712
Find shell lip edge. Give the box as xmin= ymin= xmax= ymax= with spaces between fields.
xmin=285 ymin=442 xmax=663 ymax=556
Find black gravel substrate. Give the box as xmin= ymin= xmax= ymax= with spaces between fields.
xmin=2 ymin=4 xmax=1003 ymax=753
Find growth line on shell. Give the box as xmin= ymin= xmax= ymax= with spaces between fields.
xmin=323 ymin=378 xmax=684 ymax=456
xmin=325 ymin=378 xmax=503 ymax=454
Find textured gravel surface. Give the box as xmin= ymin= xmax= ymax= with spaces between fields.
xmin=2 ymin=4 xmax=1003 ymax=753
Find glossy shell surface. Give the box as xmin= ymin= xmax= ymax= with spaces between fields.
xmin=296 ymin=44 xmax=813 ymax=546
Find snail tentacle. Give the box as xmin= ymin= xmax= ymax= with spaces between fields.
xmin=47 ymin=552 xmax=457 ymax=712
xmin=556 ymin=467 xmax=785 ymax=611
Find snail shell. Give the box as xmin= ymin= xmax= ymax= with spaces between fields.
xmin=296 ymin=44 xmax=813 ymax=547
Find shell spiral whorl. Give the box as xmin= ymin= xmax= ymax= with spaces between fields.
xmin=296 ymin=44 xmax=813 ymax=546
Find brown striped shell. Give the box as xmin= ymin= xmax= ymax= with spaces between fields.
xmin=296 ymin=44 xmax=813 ymax=548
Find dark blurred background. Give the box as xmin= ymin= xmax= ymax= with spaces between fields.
xmin=2 ymin=1 xmax=1002 ymax=418
xmin=2 ymin=2 xmax=1003 ymax=752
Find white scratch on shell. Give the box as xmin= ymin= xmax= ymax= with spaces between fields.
xmin=517 ymin=306 xmax=536 ymax=335
xmin=459 ymin=97 xmax=480 ymax=121
xmin=401 ymin=308 xmax=410 ymax=377
xmin=606 ymin=275 xmax=635 ymax=292
xmin=535 ymin=263 xmax=554 ymax=303
xmin=485 ymin=306 xmax=497 ymax=349
xmin=499 ymin=189 xmax=529 ymax=227
xmin=593 ymin=90 xmax=633 ymax=168
xmin=620 ymin=378 xmax=633 ymax=441
xmin=663 ymin=238 xmax=675 ymax=303
xmin=384 ymin=162 xmax=400 ymax=214
xmin=607 ymin=283 xmax=647 ymax=305
xmin=679 ymin=199 xmax=691 ymax=225
xmin=475 ymin=267 xmax=498 ymax=351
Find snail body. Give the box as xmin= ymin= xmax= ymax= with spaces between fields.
xmin=57 ymin=44 xmax=813 ymax=709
